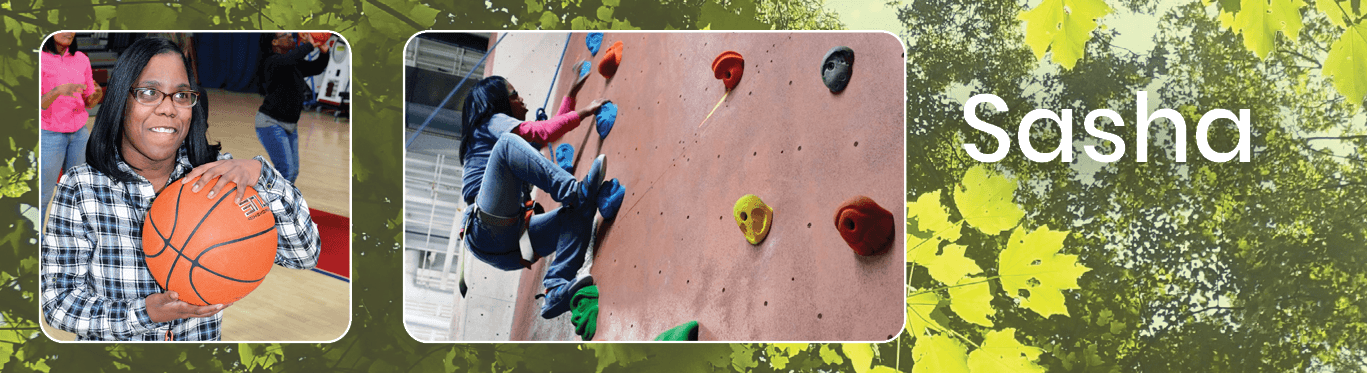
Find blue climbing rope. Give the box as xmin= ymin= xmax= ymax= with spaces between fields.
xmin=535 ymin=33 xmax=574 ymax=121
xmin=405 ymin=33 xmax=509 ymax=149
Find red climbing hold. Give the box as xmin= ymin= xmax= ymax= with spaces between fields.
xmin=833 ymin=196 xmax=894 ymax=256
xmin=711 ymin=51 xmax=744 ymax=91
xmin=598 ymin=41 xmax=624 ymax=79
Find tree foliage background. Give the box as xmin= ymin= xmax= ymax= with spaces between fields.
xmin=2 ymin=0 xmax=1364 ymax=371
xmin=905 ymin=0 xmax=1367 ymax=371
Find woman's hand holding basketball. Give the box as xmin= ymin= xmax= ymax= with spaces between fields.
xmin=146 ymin=291 xmax=230 ymax=323
xmin=182 ymin=159 xmax=264 ymax=203
xmin=309 ymin=34 xmax=330 ymax=53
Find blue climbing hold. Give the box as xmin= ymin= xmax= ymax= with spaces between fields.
xmin=597 ymin=178 xmax=625 ymax=220
xmin=586 ymin=33 xmax=604 ymax=56
xmin=596 ymin=101 xmax=617 ymax=139
xmin=579 ymin=60 xmax=592 ymax=80
xmin=556 ymin=143 xmax=575 ymax=173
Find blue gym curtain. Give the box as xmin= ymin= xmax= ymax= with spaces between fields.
xmin=196 ymin=33 xmax=262 ymax=93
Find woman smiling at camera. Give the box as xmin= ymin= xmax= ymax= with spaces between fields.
xmin=40 ymin=37 xmax=320 ymax=341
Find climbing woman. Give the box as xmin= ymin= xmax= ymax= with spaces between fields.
xmin=458 ymin=63 xmax=624 ymax=319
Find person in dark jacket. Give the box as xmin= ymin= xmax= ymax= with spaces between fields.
xmin=256 ymin=32 xmax=330 ymax=182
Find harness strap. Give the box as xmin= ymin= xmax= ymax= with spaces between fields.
xmin=469 ymin=201 xmax=545 ymax=269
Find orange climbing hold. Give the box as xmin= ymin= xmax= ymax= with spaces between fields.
xmin=711 ymin=51 xmax=744 ymax=90
xmin=833 ymin=196 xmax=894 ymax=256
xmin=598 ymin=41 xmax=624 ymax=79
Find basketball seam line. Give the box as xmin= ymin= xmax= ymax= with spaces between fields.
xmin=187 ymin=225 xmax=275 ymax=306
xmin=181 ymin=184 xmax=238 ymax=306
xmin=148 ymin=182 xmax=187 ymax=297
xmin=159 ymin=183 xmax=251 ymax=306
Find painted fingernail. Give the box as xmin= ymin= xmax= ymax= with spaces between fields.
xmin=192 ymin=184 xmax=201 ymax=192
xmin=207 ymin=191 xmax=215 ymax=199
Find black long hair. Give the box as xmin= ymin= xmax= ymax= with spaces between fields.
xmin=255 ymin=32 xmax=282 ymax=95
xmin=41 ymin=33 xmax=77 ymax=56
xmin=87 ymin=37 xmax=221 ymax=183
xmin=459 ymin=76 xmax=513 ymax=163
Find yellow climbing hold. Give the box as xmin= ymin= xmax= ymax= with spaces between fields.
xmin=734 ymin=194 xmax=774 ymax=245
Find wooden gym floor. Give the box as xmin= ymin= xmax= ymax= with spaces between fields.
xmin=42 ymin=88 xmax=351 ymax=342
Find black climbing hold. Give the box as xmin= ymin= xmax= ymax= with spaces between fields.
xmin=821 ymin=46 xmax=855 ymax=93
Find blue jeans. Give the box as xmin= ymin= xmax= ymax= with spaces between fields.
xmin=41 ymin=127 xmax=89 ymax=220
xmin=255 ymin=119 xmax=299 ymax=182
xmin=466 ymin=132 xmax=594 ymax=292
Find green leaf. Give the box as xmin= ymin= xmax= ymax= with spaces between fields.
xmin=730 ymin=344 xmax=759 ymax=372
xmin=966 ymin=329 xmax=1046 ymax=373
xmin=907 ymin=291 xmax=947 ymax=338
xmin=0 ymin=154 xmax=35 ymax=198
xmin=586 ymin=344 xmax=648 ymax=373
xmin=953 ymin=165 xmax=1024 ymax=234
xmin=1324 ymin=24 xmax=1367 ymax=106
xmin=1232 ymin=0 xmax=1304 ymax=59
xmin=911 ymin=334 xmax=969 ymax=373
xmin=408 ymin=3 xmax=440 ymax=26
xmin=766 ymin=343 xmax=807 ymax=369
xmin=538 ymin=11 xmax=560 ymax=29
xmin=444 ymin=348 xmax=459 ymax=373
xmin=238 ymin=343 xmax=255 ymax=369
xmin=597 ymin=6 xmax=614 ymax=21
xmin=907 ymin=190 xmax=961 ymax=264
xmin=819 ymin=343 xmax=844 ymax=365
xmin=1316 ymin=0 xmax=1359 ymax=28
xmin=1018 ymin=0 xmax=1112 ymax=69
xmin=610 ymin=17 xmax=638 ymax=30
xmin=773 ymin=343 xmax=808 ymax=355
xmin=571 ymin=16 xmax=594 ymax=29
xmin=949 ymin=276 xmax=995 ymax=327
xmin=0 ymin=325 xmax=24 ymax=367
xmin=926 ymin=244 xmax=983 ymax=285
xmin=765 ymin=345 xmax=790 ymax=369
xmin=1219 ymin=0 xmax=1242 ymax=12
xmin=871 ymin=366 xmax=906 ymax=373
xmin=998 ymin=226 xmax=1091 ymax=318
xmin=842 ymin=343 xmax=875 ymax=373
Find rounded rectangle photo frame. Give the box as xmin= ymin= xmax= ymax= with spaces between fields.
xmin=401 ymin=30 xmax=908 ymax=343
xmin=36 ymin=30 xmax=354 ymax=343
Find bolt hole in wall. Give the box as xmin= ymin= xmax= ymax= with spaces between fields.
xmin=403 ymin=31 xmax=904 ymax=342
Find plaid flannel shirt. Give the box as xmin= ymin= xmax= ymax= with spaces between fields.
xmin=41 ymin=150 xmax=320 ymax=341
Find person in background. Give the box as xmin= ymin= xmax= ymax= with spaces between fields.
xmin=256 ymin=32 xmax=330 ymax=182
xmin=40 ymin=32 xmax=103 ymax=220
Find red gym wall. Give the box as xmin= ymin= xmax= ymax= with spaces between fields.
xmin=511 ymin=32 xmax=906 ymax=341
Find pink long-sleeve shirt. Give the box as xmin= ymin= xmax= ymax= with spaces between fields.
xmin=41 ymin=51 xmax=98 ymax=133
xmin=513 ymin=96 xmax=581 ymax=145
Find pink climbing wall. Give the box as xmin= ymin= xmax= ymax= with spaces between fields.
xmin=510 ymin=32 xmax=906 ymax=341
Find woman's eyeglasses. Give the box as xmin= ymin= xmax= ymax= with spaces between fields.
xmin=129 ymin=87 xmax=199 ymax=108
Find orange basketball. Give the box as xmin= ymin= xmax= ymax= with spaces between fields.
xmin=310 ymin=32 xmax=331 ymax=45
xmin=142 ymin=176 xmax=277 ymax=306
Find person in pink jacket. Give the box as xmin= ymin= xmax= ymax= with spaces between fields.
xmin=40 ymin=32 xmax=103 ymax=220
xmin=458 ymin=61 xmax=625 ymax=319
